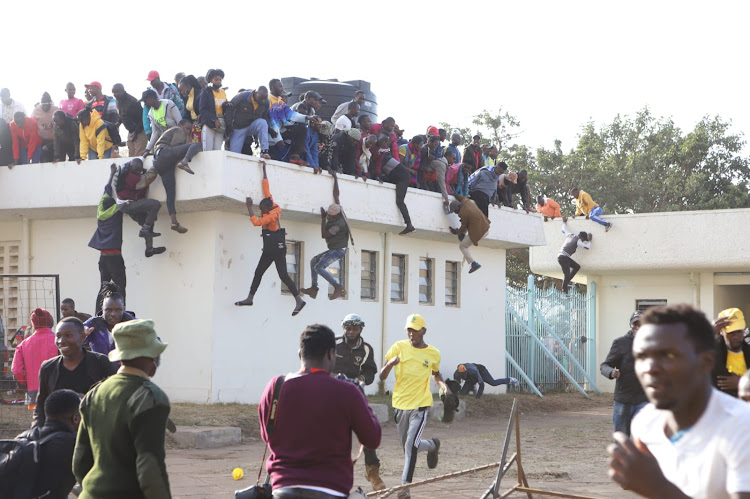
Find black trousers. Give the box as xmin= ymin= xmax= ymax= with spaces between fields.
xmin=558 ymin=255 xmax=581 ymax=291
xmin=40 ymin=140 xmax=55 ymax=163
xmin=154 ymin=143 xmax=202 ymax=215
xmin=385 ymin=164 xmax=412 ymax=226
xmin=470 ymin=190 xmax=490 ymax=218
xmin=287 ymin=124 xmax=308 ymax=156
xmin=250 ymin=247 xmax=299 ymax=296
xmin=96 ymin=254 xmax=126 ymax=314
xmin=364 ymin=447 xmax=380 ymax=466
xmin=505 ymin=180 xmax=530 ymax=208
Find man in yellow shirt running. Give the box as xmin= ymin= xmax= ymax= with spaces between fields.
xmin=380 ymin=314 xmax=451 ymax=499
xmin=570 ymin=187 xmax=613 ymax=232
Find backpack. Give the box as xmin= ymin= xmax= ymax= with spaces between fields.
xmin=0 ymin=432 xmax=61 ymax=499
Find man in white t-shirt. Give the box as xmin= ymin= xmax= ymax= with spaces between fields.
xmin=607 ymin=304 xmax=750 ymax=499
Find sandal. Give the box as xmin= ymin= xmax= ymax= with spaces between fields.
xmin=171 ymin=223 xmax=188 ymax=234
xmin=177 ymin=161 xmax=195 ymax=174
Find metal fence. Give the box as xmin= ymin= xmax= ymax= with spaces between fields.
xmin=1 ymin=274 xmax=60 ymax=431
xmin=505 ymin=275 xmax=599 ymax=397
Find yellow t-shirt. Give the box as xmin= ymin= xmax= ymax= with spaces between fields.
xmin=385 ymin=339 xmax=441 ymax=410
xmin=726 ymin=350 xmax=748 ymax=376
xmin=213 ymin=88 xmax=227 ymax=116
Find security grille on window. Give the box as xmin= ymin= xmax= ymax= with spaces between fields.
xmin=327 ymin=253 xmax=347 ymax=299
xmin=361 ymin=251 xmax=378 ymax=300
xmin=445 ymin=261 xmax=459 ymax=306
xmin=281 ymin=241 xmax=302 ymax=295
xmin=391 ymin=254 xmax=407 ymax=302
xmin=419 ymin=258 xmax=433 ymax=304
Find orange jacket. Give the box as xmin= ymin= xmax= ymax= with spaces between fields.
xmin=536 ymin=198 xmax=562 ymax=218
xmin=250 ymin=179 xmax=281 ymax=231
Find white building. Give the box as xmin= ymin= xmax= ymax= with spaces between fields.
xmin=529 ymin=210 xmax=750 ymax=392
xmin=0 ymin=153 xmax=546 ymax=403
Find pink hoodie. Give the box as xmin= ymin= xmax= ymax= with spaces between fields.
xmin=11 ymin=328 xmax=58 ymax=392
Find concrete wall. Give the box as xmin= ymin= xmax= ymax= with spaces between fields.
xmin=0 ymin=154 xmax=536 ymax=403
xmin=530 ymin=212 xmax=750 ymax=393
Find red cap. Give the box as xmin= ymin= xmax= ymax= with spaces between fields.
xmin=84 ymin=81 xmax=102 ymax=89
xmin=146 ymin=70 xmax=160 ymax=82
xmin=428 ymin=126 xmax=439 ymax=137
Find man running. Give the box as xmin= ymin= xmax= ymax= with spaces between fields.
xmin=380 ymin=314 xmax=450 ymax=499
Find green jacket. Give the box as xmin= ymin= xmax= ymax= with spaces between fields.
xmin=73 ymin=371 xmax=171 ymax=499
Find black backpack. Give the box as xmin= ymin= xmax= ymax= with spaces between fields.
xmin=0 ymin=431 xmax=61 ymax=499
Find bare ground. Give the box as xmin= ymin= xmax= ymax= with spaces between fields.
xmin=2 ymin=393 xmax=637 ymax=498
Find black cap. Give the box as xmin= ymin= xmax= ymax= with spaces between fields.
xmin=305 ymin=90 xmax=327 ymax=104
xmin=140 ymin=89 xmax=157 ymax=102
xmin=630 ymin=310 xmax=644 ymax=325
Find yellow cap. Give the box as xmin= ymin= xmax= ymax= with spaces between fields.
xmin=719 ymin=308 xmax=746 ymax=333
xmin=405 ymin=313 xmax=427 ymax=331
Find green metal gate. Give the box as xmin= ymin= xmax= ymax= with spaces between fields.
xmin=505 ymin=275 xmax=600 ymax=398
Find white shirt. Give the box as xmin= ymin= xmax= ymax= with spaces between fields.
xmin=631 ymin=388 xmax=750 ymax=499
xmin=334 ymin=115 xmax=353 ymax=132
xmin=2 ymin=99 xmax=25 ymax=124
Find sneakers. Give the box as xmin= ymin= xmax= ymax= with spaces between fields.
xmin=426 ymin=438 xmax=440 ymax=469
xmin=300 ymin=286 xmax=319 ymax=299
xmin=399 ymin=225 xmax=416 ymax=235
xmin=289 ymin=154 xmax=309 ymax=167
xmin=469 ymin=261 xmax=481 ymax=274
xmin=397 ymin=491 xmax=411 ymax=499
xmin=145 ymin=247 xmax=166 ymax=257
xmin=509 ymin=377 xmax=520 ymax=386
xmin=365 ymin=464 xmax=386 ymax=491
xmin=605 ymin=222 xmax=613 ymax=232
xmin=171 ymin=223 xmax=188 ymax=234
xmin=139 ymin=225 xmax=161 ymax=238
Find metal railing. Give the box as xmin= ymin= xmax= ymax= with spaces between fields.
xmin=506 ymin=275 xmax=599 ymax=397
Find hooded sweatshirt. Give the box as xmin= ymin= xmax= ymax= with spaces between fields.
xmin=31 ymin=102 xmax=60 ymax=141
xmin=79 ymin=110 xmax=112 ymax=159
xmin=11 ymin=327 xmax=58 ymax=391
xmin=10 ymin=117 xmax=42 ymax=160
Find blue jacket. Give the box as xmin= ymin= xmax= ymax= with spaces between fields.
xmin=446 ymin=144 xmax=461 ymax=163
xmin=83 ymin=311 xmax=136 ymax=357
xmin=88 ymin=185 xmax=123 ymax=251
xmin=199 ymin=86 xmax=218 ymax=127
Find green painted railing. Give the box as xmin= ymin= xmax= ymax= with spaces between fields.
xmin=505 ymin=275 xmax=599 ymax=397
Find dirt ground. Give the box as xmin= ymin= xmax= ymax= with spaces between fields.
xmin=1 ymin=393 xmax=638 ymax=498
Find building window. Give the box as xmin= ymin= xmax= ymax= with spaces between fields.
xmin=419 ymin=258 xmax=434 ymax=305
xmin=445 ymin=261 xmax=459 ymax=306
xmin=327 ymin=252 xmax=347 ymax=298
xmin=636 ymin=299 xmax=667 ymax=312
xmin=361 ymin=251 xmax=378 ymax=300
xmin=391 ymin=254 xmax=407 ymax=302
xmin=281 ymin=241 xmax=302 ymax=295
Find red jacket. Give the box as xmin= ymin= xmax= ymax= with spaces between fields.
xmin=10 ymin=117 xmax=42 ymax=160
xmin=370 ymin=123 xmax=399 ymax=160
xmin=117 ymin=172 xmax=148 ymax=201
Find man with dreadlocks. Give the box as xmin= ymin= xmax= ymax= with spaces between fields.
xmin=83 ymin=282 xmax=136 ymax=358
xmin=301 ymin=171 xmax=352 ymax=301
xmin=235 ymin=160 xmax=306 ymax=316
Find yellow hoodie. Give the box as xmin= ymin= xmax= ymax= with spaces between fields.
xmin=575 ymin=190 xmax=599 ymax=216
xmin=79 ymin=110 xmax=112 ymax=159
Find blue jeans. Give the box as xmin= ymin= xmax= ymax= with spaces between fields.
xmin=310 ymin=248 xmax=346 ymax=287
xmin=613 ymin=401 xmax=647 ymax=436
xmin=18 ymin=146 xmax=41 ymax=164
xmin=88 ymin=148 xmax=113 ymax=160
xmin=589 ymin=206 xmax=608 ymax=226
xmin=229 ymin=118 xmax=269 ymax=153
